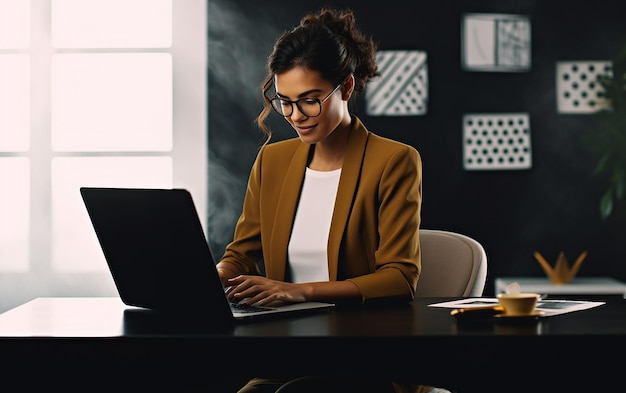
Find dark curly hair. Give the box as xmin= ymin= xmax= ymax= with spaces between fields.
xmin=256 ymin=7 xmax=380 ymax=143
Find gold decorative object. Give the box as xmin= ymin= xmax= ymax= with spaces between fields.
xmin=533 ymin=251 xmax=588 ymax=285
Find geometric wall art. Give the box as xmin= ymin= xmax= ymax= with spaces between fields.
xmin=365 ymin=50 xmax=428 ymax=116
xmin=463 ymin=113 xmax=532 ymax=170
xmin=556 ymin=61 xmax=612 ymax=114
xmin=462 ymin=13 xmax=531 ymax=72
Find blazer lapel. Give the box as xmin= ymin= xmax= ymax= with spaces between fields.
xmin=268 ymin=142 xmax=311 ymax=280
xmin=327 ymin=118 xmax=369 ymax=280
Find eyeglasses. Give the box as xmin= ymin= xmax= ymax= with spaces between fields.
xmin=270 ymin=83 xmax=342 ymax=117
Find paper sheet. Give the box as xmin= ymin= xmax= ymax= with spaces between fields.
xmin=428 ymin=297 xmax=605 ymax=317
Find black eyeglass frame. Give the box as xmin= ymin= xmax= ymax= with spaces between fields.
xmin=270 ymin=83 xmax=342 ymax=117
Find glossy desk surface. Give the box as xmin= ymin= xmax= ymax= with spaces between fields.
xmin=1 ymin=296 xmax=624 ymax=392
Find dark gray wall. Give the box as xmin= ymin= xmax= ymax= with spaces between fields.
xmin=208 ymin=0 xmax=626 ymax=295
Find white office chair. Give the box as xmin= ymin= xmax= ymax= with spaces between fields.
xmin=415 ymin=229 xmax=488 ymax=297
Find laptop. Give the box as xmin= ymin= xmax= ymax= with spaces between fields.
xmin=79 ymin=187 xmax=333 ymax=327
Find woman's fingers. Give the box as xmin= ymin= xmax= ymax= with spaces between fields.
xmin=227 ymin=276 xmax=280 ymax=305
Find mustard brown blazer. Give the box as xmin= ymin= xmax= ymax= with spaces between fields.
xmin=220 ymin=116 xmax=422 ymax=303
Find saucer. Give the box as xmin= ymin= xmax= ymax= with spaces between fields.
xmin=494 ymin=310 xmax=544 ymax=319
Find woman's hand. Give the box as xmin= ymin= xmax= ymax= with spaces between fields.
xmin=225 ymin=275 xmax=309 ymax=306
xmin=215 ymin=262 xmax=242 ymax=288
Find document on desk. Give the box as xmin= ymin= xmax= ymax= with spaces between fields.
xmin=428 ymin=297 xmax=605 ymax=317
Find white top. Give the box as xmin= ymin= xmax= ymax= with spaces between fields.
xmin=287 ymin=167 xmax=341 ymax=283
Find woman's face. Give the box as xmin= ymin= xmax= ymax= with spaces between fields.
xmin=273 ymin=66 xmax=350 ymax=145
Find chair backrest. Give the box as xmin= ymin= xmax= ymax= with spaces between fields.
xmin=415 ymin=229 xmax=487 ymax=297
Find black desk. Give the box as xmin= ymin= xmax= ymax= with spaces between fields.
xmin=0 ymin=296 xmax=624 ymax=392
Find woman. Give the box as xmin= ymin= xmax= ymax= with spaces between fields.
xmin=216 ymin=7 xmax=435 ymax=393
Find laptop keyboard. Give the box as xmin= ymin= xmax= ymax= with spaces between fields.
xmin=230 ymin=302 xmax=273 ymax=314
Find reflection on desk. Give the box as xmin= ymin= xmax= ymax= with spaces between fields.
xmin=0 ymin=296 xmax=625 ymax=392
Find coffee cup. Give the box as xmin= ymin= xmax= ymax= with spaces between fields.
xmin=496 ymin=292 xmax=540 ymax=316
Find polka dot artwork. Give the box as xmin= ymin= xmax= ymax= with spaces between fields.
xmin=463 ymin=113 xmax=532 ymax=170
xmin=365 ymin=50 xmax=428 ymax=116
xmin=556 ymin=61 xmax=612 ymax=114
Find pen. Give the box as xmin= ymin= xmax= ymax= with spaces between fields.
xmin=450 ymin=305 xmax=504 ymax=317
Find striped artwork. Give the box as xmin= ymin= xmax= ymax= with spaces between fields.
xmin=365 ymin=50 xmax=428 ymax=116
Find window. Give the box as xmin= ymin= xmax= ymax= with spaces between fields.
xmin=0 ymin=0 xmax=207 ymax=311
